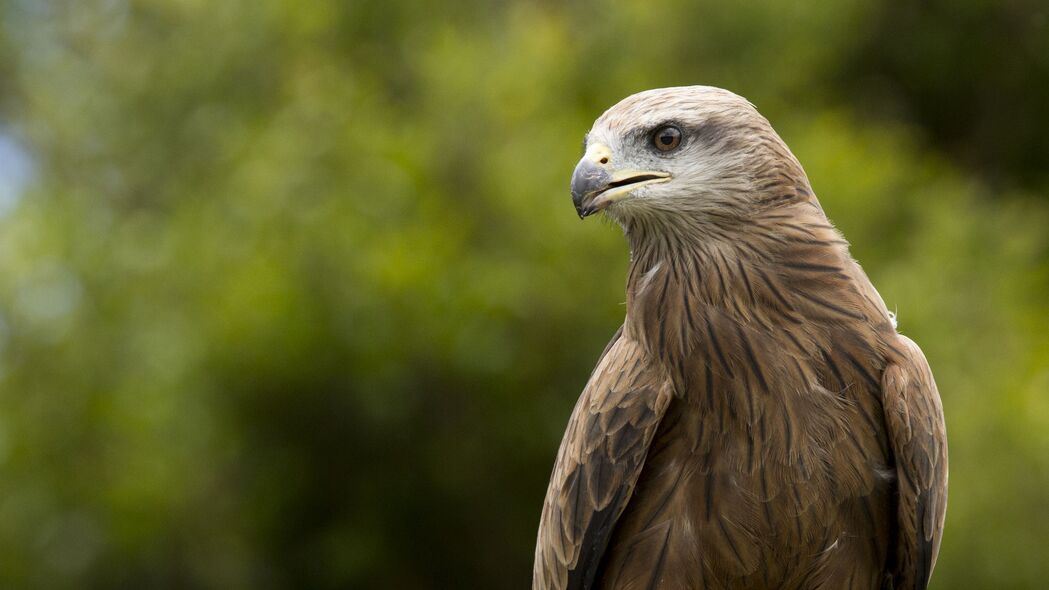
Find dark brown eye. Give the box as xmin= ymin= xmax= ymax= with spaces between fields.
xmin=653 ymin=125 xmax=682 ymax=152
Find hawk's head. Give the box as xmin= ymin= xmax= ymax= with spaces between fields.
xmin=571 ymin=86 xmax=806 ymax=223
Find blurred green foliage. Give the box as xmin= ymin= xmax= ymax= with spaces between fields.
xmin=0 ymin=0 xmax=1047 ymax=588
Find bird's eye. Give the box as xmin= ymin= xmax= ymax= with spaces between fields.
xmin=653 ymin=126 xmax=682 ymax=152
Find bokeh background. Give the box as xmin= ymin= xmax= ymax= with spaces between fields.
xmin=0 ymin=0 xmax=1047 ymax=588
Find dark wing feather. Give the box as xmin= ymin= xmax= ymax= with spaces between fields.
xmin=534 ymin=328 xmax=673 ymax=590
xmin=881 ymin=335 xmax=948 ymax=589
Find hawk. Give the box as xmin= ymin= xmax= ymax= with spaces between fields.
xmin=534 ymin=86 xmax=947 ymax=589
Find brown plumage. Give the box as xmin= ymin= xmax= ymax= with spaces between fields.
xmin=534 ymin=87 xmax=947 ymax=590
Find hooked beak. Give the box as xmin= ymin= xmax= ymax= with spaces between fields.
xmin=570 ymin=143 xmax=670 ymax=218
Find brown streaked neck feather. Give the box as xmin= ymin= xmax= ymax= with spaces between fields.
xmin=618 ymin=189 xmax=892 ymax=390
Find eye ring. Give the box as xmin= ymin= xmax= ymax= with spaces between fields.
xmin=652 ymin=125 xmax=682 ymax=152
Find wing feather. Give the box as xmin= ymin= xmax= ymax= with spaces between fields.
xmin=533 ymin=328 xmax=672 ymax=590
xmin=881 ymin=335 xmax=948 ymax=589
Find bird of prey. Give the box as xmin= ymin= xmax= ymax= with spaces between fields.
xmin=534 ymin=87 xmax=947 ymax=590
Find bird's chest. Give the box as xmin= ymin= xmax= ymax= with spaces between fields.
xmin=670 ymin=324 xmax=892 ymax=516
xmin=605 ymin=374 xmax=892 ymax=589
xmin=609 ymin=323 xmax=894 ymax=581
xmin=629 ymin=290 xmax=891 ymax=499
xmin=616 ymin=270 xmax=895 ymax=583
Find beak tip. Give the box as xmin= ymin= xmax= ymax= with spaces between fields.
xmin=571 ymin=159 xmax=612 ymax=220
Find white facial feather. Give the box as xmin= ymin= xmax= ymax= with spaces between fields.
xmin=584 ymin=86 xmax=802 ymax=225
